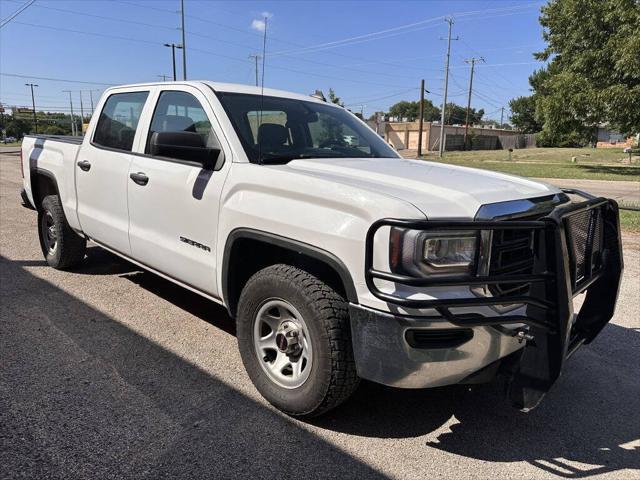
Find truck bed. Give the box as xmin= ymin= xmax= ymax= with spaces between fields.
xmin=22 ymin=134 xmax=84 ymax=231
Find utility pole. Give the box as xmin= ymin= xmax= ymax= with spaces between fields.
xmin=180 ymin=0 xmax=187 ymax=80
xmin=25 ymin=83 xmax=38 ymax=134
xmin=79 ymin=91 xmax=85 ymax=134
xmin=164 ymin=43 xmax=183 ymax=81
xmin=438 ymin=17 xmax=458 ymax=158
xmin=463 ymin=57 xmax=484 ymax=149
xmin=248 ymin=54 xmax=261 ymax=86
xmin=157 ymin=74 xmax=170 ymax=81
xmin=418 ymin=79 xmax=425 ymax=157
xmin=63 ymin=90 xmax=76 ymax=136
xmin=500 ymin=106 xmax=504 ymax=127
xmin=89 ymin=90 xmax=98 ymax=115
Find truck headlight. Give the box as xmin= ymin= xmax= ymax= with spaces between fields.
xmin=423 ymin=235 xmax=477 ymax=269
xmin=390 ymin=228 xmax=478 ymax=275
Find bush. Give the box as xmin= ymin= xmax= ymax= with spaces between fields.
xmin=536 ymin=129 xmax=592 ymax=148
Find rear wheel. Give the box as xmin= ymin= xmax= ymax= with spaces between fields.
xmin=38 ymin=195 xmax=86 ymax=269
xmin=237 ymin=264 xmax=359 ymax=418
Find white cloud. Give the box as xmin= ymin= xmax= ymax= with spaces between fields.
xmin=251 ymin=19 xmax=266 ymax=32
xmin=250 ymin=12 xmax=273 ymax=32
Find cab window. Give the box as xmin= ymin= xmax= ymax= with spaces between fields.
xmin=93 ymin=91 xmax=149 ymax=151
xmin=146 ymin=91 xmax=219 ymax=154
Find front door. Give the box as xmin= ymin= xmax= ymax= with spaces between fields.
xmin=127 ymin=87 xmax=229 ymax=296
xmin=76 ymin=90 xmax=149 ymax=254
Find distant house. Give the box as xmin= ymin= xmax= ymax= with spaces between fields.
xmin=596 ymin=125 xmax=635 ymax=148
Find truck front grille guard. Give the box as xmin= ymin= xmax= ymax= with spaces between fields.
xmin=364 ymin=195 xmax=622 ymax=337
xmin=364 ymin=193 xmax=623 ymax=410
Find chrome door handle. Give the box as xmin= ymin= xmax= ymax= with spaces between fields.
xmin=77 ymin=160 xmax=91 ymax=171
xmin=129 ymin=172 xmax=149 ymax=186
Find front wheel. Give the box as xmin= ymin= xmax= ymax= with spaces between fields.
xmin=237 ymin=264 xmax=359 ymax=418
xmin=38 ymin=195 xmax=86 ymax=269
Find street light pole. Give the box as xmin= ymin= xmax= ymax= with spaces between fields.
xmin=164 ymin=43 xmax=183 ymax=81
xmin=25 ymin=83 xmax=38 ymax=134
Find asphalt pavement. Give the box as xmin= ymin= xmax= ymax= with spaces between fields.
xmin=1 ymin=150 xmax=639 ymax=479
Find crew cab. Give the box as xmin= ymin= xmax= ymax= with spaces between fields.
xmin=21 ymin=81 xmax=623 ymax=417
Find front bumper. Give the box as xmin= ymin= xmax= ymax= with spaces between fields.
xmin=358 ymin=192 xmax=623 ymax=411
xmin=349 ymin=304 xmax=526 ymax=389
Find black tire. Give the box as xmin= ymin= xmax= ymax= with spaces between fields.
xmin=237 ymin=264 xmax=359 ymax=418
xmin=38 ymin=195 xmax=86 ymax=269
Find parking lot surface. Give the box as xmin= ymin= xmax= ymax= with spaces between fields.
xmin=1 ymin=150 xmax=639 ymax=479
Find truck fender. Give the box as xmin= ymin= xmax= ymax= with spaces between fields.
xmin=221 ymin=228 xmax=358 ymax=317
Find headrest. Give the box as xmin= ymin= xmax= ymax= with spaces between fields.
xmin=158 ymin=114 xmax=196 ymax=132
xmin=257 ymin=123 xmax=288 ymax=147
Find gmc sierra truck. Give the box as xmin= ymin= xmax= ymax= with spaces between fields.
xmin=21 ymin=81 xmax=623 ymax=417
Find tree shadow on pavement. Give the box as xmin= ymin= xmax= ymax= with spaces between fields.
xmin=11 ymin=246 xmax=637 ymax=479
xmin=104 ymin=253 xmax=640 ymax=478
xmin=0 ymin=255 xmax=388 ymax=479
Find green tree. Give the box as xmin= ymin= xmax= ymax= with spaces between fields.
xmin=327 ymin=88 xmax=343 ymax=106
xmin=534 ymin=0 xmax=640 ymax=137
xmin=2 ymin=118 xmax=32 ymax=138
xmin=443 ymin=103 xmax=484 ymax=125
xmin=508 ymin=95 xmax=541 ymax=133
xmin=388 ymin=100 xmax=440 ymax=121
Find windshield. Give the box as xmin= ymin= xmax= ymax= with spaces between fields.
xmin=215 ymin=92 xmax=399 ymax=163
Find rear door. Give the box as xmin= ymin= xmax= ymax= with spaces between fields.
xmin=127 ymin=86 xmax=231 ymax=296
xmin=76 ymin=90 xmax=149 ymax=254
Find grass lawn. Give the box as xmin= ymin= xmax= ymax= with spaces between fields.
xmin=620 ymin=209 xmax=640 ymax=233
xmin=0 ymin=141 xmax=22 ymax=147
xmin=421 ymin=147 xmax=639 ymax=182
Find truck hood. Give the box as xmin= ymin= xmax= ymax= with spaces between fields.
xmin=285 ymin=157 xmax=560 ymax=219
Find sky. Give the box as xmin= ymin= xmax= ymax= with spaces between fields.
xmin=0 ymin=0 xmax=548 ymax=122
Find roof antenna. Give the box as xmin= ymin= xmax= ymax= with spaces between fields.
xmin=257 ymin=15 xmax=268 ymax=165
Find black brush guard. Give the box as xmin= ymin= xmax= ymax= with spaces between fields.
xmin=364 ymin=193 xmax=623 ymax=411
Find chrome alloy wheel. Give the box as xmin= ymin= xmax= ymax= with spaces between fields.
xmin=253 ymin=299 xmax=313 ymax=389
xmin=43 ymin=211 xmax=57 ymax=255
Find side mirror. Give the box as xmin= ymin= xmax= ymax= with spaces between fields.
xmin=150 ymin=131 xmax=220 ymax=169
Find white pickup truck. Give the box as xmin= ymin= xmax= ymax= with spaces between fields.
xmin=21 ymin=81 xmax=623 ymax=417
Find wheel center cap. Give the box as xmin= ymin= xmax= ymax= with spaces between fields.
xmin=275 ymin=321 xmax=302 ymax=355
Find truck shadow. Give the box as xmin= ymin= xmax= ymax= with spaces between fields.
xmin=313 ymin=323 xmax=640 ymax=478
xmin=1 ymin=255 xmax=388 ymax=479
xmin=21 ymin=247 xmax=639 ymax=479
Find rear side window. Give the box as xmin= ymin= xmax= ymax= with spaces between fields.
xmin=93 ymin=91 xmax=149 ymax=151
xmin=146 ymin=90 xmax=218 ymax=153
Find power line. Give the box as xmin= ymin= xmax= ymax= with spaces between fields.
xmin=11 ymin=20 xmax=428 ymax=85
xmin=344 ymin=88 xmax=418 ymax=107
xmin=0 ymin=0 xmax=36 ymax=29
xmin=14 ymin=21 xmax=159 ymax=46
xmin=270 ymin=3 xmax=538 ymax=57
xmin=4 ymin=0 xmax=175 ymax=31
xmin=1 ymin=72 xmax=115 ymax=86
